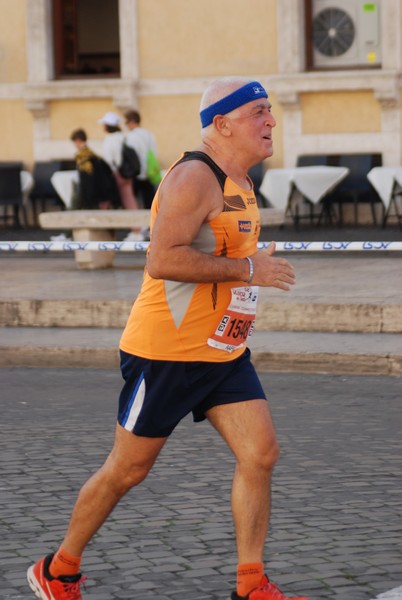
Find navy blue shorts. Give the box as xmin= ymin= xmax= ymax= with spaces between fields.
xmin=117 ymin=348 xmax=266 ymax=437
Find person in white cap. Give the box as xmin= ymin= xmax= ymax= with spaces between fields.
xmin=98 ymin=111 xmax=145 ymax=240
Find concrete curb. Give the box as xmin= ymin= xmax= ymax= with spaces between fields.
xmin=2 ymin=299 xmax=402 ymax=333
xmin=252 ymin=351 xmax=402 ymax=377
xmin=1 ymin=347 xmax=402 ymax=376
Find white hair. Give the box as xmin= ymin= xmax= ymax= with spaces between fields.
xmin=200 ymin=76 xmax=253 ymax=112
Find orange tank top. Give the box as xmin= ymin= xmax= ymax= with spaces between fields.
xmin=119 ymin=151 xmax=261 ymax=362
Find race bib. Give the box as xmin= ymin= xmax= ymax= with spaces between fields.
xmin=207 ymin=286 xmax=259 ymax=353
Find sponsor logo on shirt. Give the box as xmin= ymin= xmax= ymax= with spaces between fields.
xmin=233 ymin=288 xmax=258 ymax=303
xmin=238 ymin=220 xmax=252 ymax=233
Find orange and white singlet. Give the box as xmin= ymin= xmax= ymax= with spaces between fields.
xmin=119 ymin=151 xmax=262 ymax=362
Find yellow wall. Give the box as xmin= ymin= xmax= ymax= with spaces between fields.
xmin=0 ymin=100 xmax=33 ymax=164
xmin=0 ymin=0 xmax=27 ymax=83
xmin=301 ymin=91 xmax=382 ymax=134
xmin=137 ymin=0 xmax=278 ymax=78
xmin=50 ymin=99 xmax=120 ymax=141
xmin=0 ymin=0 xmax=393 ymax=172
xmin=137 ymin=95 xmax=201 ymax=168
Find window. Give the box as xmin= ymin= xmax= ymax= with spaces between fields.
xmin=53 ymin=0 xmax=120 ymax=77
xmin=305 ymin=0 xmax=381 ymax=70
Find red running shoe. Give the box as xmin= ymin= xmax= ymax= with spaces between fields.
xmin=231 ymin=575 xmax=309 ymax=600
xmin=27 ymin=554 xmax=86 ymax=600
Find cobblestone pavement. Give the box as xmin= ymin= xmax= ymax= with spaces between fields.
xmin=1 ymin=368 xmax=401 ymax=600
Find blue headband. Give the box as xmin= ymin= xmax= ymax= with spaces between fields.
xmin=200 ymin=81 xmax=268 ymax=128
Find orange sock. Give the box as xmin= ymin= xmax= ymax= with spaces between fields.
xmin=237 ymin=562 xmax=264 ymax=597
xmin=49 ymin=547 xmax=82 ymax=578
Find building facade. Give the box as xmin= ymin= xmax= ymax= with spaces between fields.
xmin=0 ymin=0 xmax=401 ymax=172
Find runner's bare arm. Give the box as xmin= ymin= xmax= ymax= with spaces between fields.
xmin=147 ymin=161 xmax=295 ymax=290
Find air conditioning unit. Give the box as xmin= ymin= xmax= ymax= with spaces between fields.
xmin=312 ymin=0 xmax=381 ymax=68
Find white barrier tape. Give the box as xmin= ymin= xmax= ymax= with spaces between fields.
xmin=0 ymin=240 xmax=402 ymax=253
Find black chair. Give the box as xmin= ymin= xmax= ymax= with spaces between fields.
xmin=383 ymin=185 xmax=402 ymax=228
xmin=248 ymin=162 xmax=269 ymax=207
xmin=328 ymin=154 xmax=383 ymax=226
xmin=0 ymin=161 xmax=24 ymax=169
xmin=0 ymin=164 xmax=26 ymax=227
xmin=296 ymin=155 xmax=329 ymax=167
xmin=29 ymin=161 xmax=68 ymax=223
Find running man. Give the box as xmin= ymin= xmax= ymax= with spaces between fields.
xmin=27 ymin=76 xmax=308 ymax=600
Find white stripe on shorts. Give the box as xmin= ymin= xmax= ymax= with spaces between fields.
xmin=124 ymin=376 xmax=146 ymax=432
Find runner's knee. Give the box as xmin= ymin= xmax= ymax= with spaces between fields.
xmin=101 ymin=451 xmax=153 ymax=495
xmin=239 ymin=437 xmax=280 ymax=473
xmin=105 ymin=462 xmax=151 ymax=495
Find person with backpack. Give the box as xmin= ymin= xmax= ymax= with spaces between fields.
xmin=98 ymin=111 xmax=145 ymax=240
xmin=124 ymin=109 xmax=162 ymax=210
xmin=70 ymin=128 xmax=120 ymax=210
xmin=98 ymin=111 xmax=139 ymax=210
xmin=49 ymin=128 xmax=122 ymax=243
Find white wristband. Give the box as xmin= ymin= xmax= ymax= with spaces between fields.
xmin=244 ymin=256 xmax=254 ymax=284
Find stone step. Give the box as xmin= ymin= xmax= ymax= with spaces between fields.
xmin=1 ymin=298 xmax=401 ymax=333
xmin=1 ymin=327 xmax=401 ymax=376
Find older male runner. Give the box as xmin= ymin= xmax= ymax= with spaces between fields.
xmin=27 ymin=76 xmax=308 ymax=600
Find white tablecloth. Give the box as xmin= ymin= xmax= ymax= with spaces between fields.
xmin=366 ymin=167 xmax=402 ymax=210
xmin=21 ymin=170 xmax=34 ymax=195
xmin=50 ymin=170 xmax=79 ymax=209
xmin=21 ymin=171 xmax=34 ymax=207
xmin=259 ymin=166 xmax=350 ymax=212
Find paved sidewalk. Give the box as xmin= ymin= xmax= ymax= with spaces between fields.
xmin=1 ymin=250 xmax=402 ymax=305
xmin=1 ymin=368 xmax=401 ymax=600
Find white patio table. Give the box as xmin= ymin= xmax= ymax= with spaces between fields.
xmin=367 ymin=166 xmax=402 ymax=225
xmin=259 ymin=165 xmax=350 ymax=225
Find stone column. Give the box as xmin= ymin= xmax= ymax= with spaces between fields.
xmin=25 ymin=0 xmax=54 ymax=82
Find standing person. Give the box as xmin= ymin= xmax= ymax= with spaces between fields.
xmin=50 ymin=128 xmax=120 ymax=242
xmin=124 ymin=109 xmax=161 ymax=210
xmin=70 ymin=128 xmax=120 ymax=210
xmin=98 ymin=111 xmax=144 ymax=240
xmin=27 ymin=77 xmax=308 ymax=600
